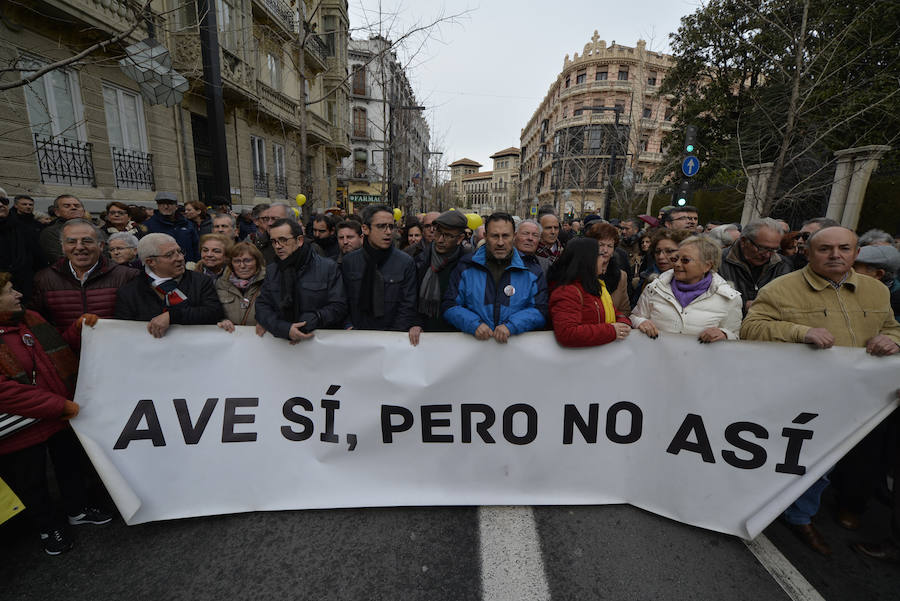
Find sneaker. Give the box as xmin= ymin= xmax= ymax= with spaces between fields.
xmin=68 ymin=507 xmax=113 ymax=526
xmin=40 ymin=529 xmax=73 ymax=555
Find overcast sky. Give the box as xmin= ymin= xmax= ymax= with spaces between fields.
xmin=348 ymin=0 xmax=700 ymax=172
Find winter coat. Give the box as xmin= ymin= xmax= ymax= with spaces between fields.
xmin=341 ymin=247 xmax=417 ymax=331
xmin=215 ymin=267 xmax=267 ymax=326
xmin=0 ymin=212 xmax=47 ymax=303
xmin=114 ymin=270 xmax=224 ymax=325
xmin=412 ymin=243 xmax=471 ymax=331
xmin=631 ymin=270 xmax=743 ymax=340
xmin=718 ymin=244 xmax=792 ymax=314
xmin=143 ymin=211 xmax=200 ymax=262
xmin=0 ymin=311 xmax=80 ymax=455
xmin=256 ymin=252 xmax=348 ymax=339
xmin=549 ymin=281 xmax=631 ymax=347
xmin=442 ymin=247 xmax=548 ymax=335
xmin=740 ymin=266 xmax=900 ymax=347
xmin=31 ymin=257 xmax=138 ymax=332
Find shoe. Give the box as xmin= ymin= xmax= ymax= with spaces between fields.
xmin=789 ymin=523 xmax=832 ymax=556
xmin=836 ymin=507 xmax=861 ymax=530
xmin=40 ymin=529 xmax=73 ymax=556
xmin=853 ymin=539 xmax=900 ymax=563
xmin=68 ymin=507 xmax=112 ymax=525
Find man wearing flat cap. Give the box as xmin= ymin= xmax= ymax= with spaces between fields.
xmin=143 ymin=192 xmax=199 ymax=262
xmin=854 ymin=244 xmax=900 ymax=319
xmin=408 ymin=210 xmax=471 ymax=345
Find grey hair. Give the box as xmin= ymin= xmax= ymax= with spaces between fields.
xmin=108 ymin=231 xmax=139 ymax=248
xmin=212 ymin=212 xmax=237 ymax=227
xmin=801 ymin=216 xmax=840 ymax=230
xmin=680 ymin=235 xmax=723 ymax=272
xmin=706 ymin=223 xmax=739 ymax=247
xmin=138 ymin=233 xmax=177 ymax=261
xmin=516 ymin=218 xmax=543 ymax=234
xmin=266 ymin=202 xmax=295 ymax=223
xmin=742 ymin=218 xmax=783 ymax=241
xmin=807 ymin=226 xmax=858 ymax=248
xmin=859 ymin=229 xmax=894 ymax=247
xmin=61 ymin=218 xmax=101 ymax=241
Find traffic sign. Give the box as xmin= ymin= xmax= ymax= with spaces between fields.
xmin=682 ymin=156 xmax=700 ymax=177
xmin=530 ymin=206 xmax=537 ymax=215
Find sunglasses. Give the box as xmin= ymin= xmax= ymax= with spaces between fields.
xmin=0 ymin=197 xmax=8 ymax=206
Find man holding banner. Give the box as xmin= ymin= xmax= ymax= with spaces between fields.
xmin=741 ymin=226 xmax=900 ymax=556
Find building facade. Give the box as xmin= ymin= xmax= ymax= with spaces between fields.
xmin=448 ymin=158 xmax=481 ymax=206
xmin=519 ymin=33 xmax=675 ymax=218
xmin=340 ymin=35 xmax=430 ymax=216
xmin=488 ymin=147 xmax=520 ymax=214
xmin=0 ymin=0 xmax=350 ymax=213
xmin=462 ymin=171 xmax=493 ymax=215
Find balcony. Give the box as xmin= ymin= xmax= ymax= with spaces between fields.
xmin=252 ymin=0 xmax=296 ymax=34
xmin=638 ymin=152 xmax=665 ymax=164
xmin=559 ymin=79 xmax=633 ymax=101
xmin=50 ymin=0 xmax=150 ymax=41
xmin=256 ymin=81 xmax=299 ymax=126
xmin=641 ymin=118 xmax=659 ymax=130
xmin=350 ymin=126 xmax=373 ymax=141
xmin=307 ymin=112 xmax=332 ymax=144
xmin=34 ymin=134 xmax=96 ymax=187
xmin=304 ymin=34 xmax=328 ymax=73
xmin=111 ymin=147 xmax=155 ymax=190
xmin=330 ymin=125 xmax=351 ymax=156
xmin=273 ymin=174 xmax=288 ymax=199
xmin=351 ymin=85 xmax=371 ymax=98
xmin=253 ymin=171 xmax=269 ymax=197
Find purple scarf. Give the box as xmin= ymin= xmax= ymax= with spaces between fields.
xmin=670 ymin=272 xmax=713 ymax=308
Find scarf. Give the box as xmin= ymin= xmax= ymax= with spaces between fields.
xmin=536 ymin=241 xmax=563 ymax=263
xmin=277 ymin=243 xmax=311 ymax=322
xmin=229 ymin=273 xmax=252 ymax=290
xmin=359 ymin=243 xmax=393 ymax=318
xmin=419 ymin=245 xmax=462 ymax=318
xmin=597 ymin=281 xmax=616 ymax=324
xmin=106 ymin=221 xmax=141 ymax=237
xmin=0 ymin=310 xmax=77 ymax=393
xmin=671 ymin=272 xmax=713 ymax=308
xmin=146 ymin=266 xmax=187 ymax=307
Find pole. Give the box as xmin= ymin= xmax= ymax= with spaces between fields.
xmin=197 ymin=0 xmax=231 ymax=203
xmin=604 ymin=108 xmax=620 ymax=221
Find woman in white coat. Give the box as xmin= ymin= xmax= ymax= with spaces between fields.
xmin=631 ymin=236 xmax=743 ymax=342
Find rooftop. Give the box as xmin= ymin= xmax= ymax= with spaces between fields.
xmin=449 ymin=158 xmax=483 ymax=167
xmin=490 ymin=147 xmax=520 ymax=159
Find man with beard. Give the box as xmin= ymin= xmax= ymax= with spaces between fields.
xmin=443 ymin=212 xmax=548 ymax=343
xmin=409 ymin=210 xmax=471 ymax=345
xmin=336 ymin=220 xmax=364 ymax=262
xmin=342 ymin=205 xmax=417 ymax=331
xmin=310 ymin=214 xmax=340 ymax=260
xmin=255 ymin=219 xmax=346 ymax=343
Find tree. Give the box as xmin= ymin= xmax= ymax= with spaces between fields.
xmin=661 ymin=0 xmax=900 ymax=220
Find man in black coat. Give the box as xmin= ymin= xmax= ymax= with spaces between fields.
xmin=341 ymin=205 xmax=417 ymax=332
xmin=115 ymin=233 xmax=223 ymax=337
xmin=0 ymin=192 xmax=47 ymax=303
xmin=255 ymin=219 xmax=347 ymax=342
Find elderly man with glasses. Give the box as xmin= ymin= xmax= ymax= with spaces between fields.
xmin=663 ymin=205 xmax=700 ymax=231
xmin=718 ymin=218 xmax=793 ymax=315
xmin=115 ymin=233 xmax=223 ymax=338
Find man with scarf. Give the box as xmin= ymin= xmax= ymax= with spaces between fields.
xmin=443 ymin=212 xmax=548 ymax=343
xmin=255 ymin=218 xmax=347 ymax=342
xmin=342 ymin=205 xmax=418 ymax=331
xmin=535 ymin=212 xmax=564 ymax=264
xmin=310 ymin=214 xmax=341 ymax=260
xmin=409 ymin=210 xmax=470 ymax=345
xmin=115 ymin=233 xmax=223 ymax=337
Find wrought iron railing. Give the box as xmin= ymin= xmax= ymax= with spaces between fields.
xmin=34 ymin=134 xmax=96 ymax=186
xmin=254 ymin=171 xmax=269 ymax=197
xmin=305 ymin=34 xmax=328 ymax=66
xmin=273 ymin=174 xmax=287 ymax=198
xmin=111 ymin=147 xmax=155 ymax=190
xmin=264 ymin=0 xmax=295 ymax=31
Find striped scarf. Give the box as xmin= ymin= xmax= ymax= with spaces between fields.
xmin=0 ymin=311 xmax=78 ymax=393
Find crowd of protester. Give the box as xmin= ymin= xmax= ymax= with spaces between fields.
xmin=2 ymin=185 xmax=900 ymax=561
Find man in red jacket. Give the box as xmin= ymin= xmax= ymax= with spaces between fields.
xmin=32 ymin=219 xmax=138 ymax=334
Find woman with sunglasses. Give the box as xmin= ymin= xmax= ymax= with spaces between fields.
xmin=632 ymin=236 xmax=742 ymax=343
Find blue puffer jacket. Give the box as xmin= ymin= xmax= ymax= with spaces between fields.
xmin=442 ymin=246 xmax=548 ymax=335
xmin=143 ymin=211 xmax=200 ymax=262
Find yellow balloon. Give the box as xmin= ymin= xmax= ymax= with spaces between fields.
xmin=449 ymin=207 xmax=456 ymax=211
xmin=393 ymin=208 xmax=402 ymax=221
xmin=466 ymin=213 xmax=483 ymax=231
xmin=295 ymin=194 xmax=307 ymax=207
xmin=291 ymin=207 xmax=300 ymax=218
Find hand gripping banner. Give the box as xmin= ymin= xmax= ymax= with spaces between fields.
xmin=72 ymin=320 xmax=899 ymax=538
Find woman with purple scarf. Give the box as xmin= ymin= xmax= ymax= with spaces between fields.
xmin=631 ymin=236 xmax=743 ymax=343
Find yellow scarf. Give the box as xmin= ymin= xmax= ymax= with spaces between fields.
xmin=598 ymin=280 xmax=616 ymax=324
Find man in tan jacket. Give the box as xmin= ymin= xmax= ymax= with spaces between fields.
xmin=741 ymin=226 xmax=900 ymax=556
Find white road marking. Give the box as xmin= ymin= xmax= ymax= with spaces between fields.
xmin=744 ymin=534 xmax=826 ymax=601
xmin=479 ymin=506 xmax=551 ymax=601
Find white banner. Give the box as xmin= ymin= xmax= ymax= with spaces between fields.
xmin=72 ymin=320 xmax=899 ymax=539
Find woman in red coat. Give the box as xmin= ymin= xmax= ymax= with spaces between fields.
xmin=0 ymin=272 xmax=110 ymax=555
xmin=547 ymin=238 xmax=632 ymax=347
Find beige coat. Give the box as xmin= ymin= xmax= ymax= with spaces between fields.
xmin=740 ymin=265 xmax=900 ymax=347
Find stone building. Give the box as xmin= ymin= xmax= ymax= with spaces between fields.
xmin=488 ymin=147 xmax=520 ymax=214
xmin=519 ymin=33 xmax=675 ymax=218
xmin=339 ymin=35 xmax=430 ymax=216
xmin=462 ymin=171 xmax=493 ymax=215
xmin=449 ymin=158 xmax=481 ymax=206
xmin=0 ymin=0 xmax=350 ymax=213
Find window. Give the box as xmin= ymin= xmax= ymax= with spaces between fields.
xmin=642 ymin=106 xmax=652 ymax=119
xmin=323 ymin=15 xmax=337 ymax=56
xmin=647 ymin=72 xmax=657 ymax=86
xmin=176 ymin=0 xmax=198 ymax=29
xmin=575 ymin=71 xmax=586 ymax=84
xmin=664 ymin=107 xmax=674 ymax=121
xmin=251 ymin=135 xmax=268 ymax=197
xmin=273 ymin=143 xmax=287 ymax=198
xmin=618 ymin=68 xmax=628 ymax=81
xmin=565 ymin=75 xmax=570 ymax=88
xmin=352 ymin=66 xmax=366 ymax=95
xmin=216 ymin=0 xmax=237 ymax=50
xmin=103 ymin=84 xmax=153 ymax=189
xmin=596 ymin=71 xmax=608 ymax=81
xmin=267 ymin=53 xmax=282 ymax=91
xmin=640 ymin=136 xmax=649 ymax=152
xmin=352 ymin=107 xmax=367 ymax=137
xmin=23 ymin=59 xmax=86 ymax=142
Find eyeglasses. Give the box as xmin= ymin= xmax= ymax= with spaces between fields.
xmin=370 ymin=222 xmax=396 ymax=232
xmin=271 ymin=236 xmax=297 ymax=246
xmin=108 ymin=246 xmax=136 ymax=253
xmin=0 ymin=197 xmax=8 ymax=206
xmin=259 ymin=216 xmax=280 ymax=223
xmin=799 ymin=231 xmax=812 ymax=241
xmin=149 ymin=248 xmax=185 ymax=260
xmin=671 ymin=255 xmax=695 ymax=265
xmin=232 ymin=258 xmax=257 ymax=265
xmin=745 ymin=237 xmax=780 ymax=254
xmin=435 ymin=230 xmax=462 ymax=240
xmin=63 ymin=237 xmax=99 ymax=246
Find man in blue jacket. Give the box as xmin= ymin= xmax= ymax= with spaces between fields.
xmin=442 ymin=212 xmax=548 ymax=343
xmin=143 ymin=192 xmax=200 ymax=262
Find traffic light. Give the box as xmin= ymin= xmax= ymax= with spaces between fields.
xmin=674 ymin=179 xmax=691 ymax=207
xmin=685 ymin=125 xmax=698 ymax=154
